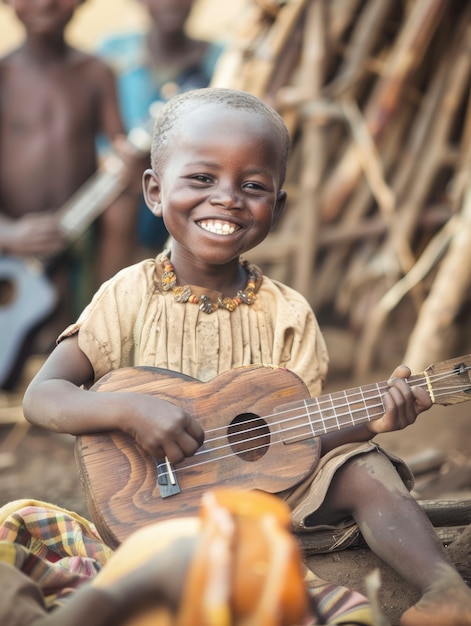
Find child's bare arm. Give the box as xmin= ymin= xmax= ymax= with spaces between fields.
xmin=23 ymin=335 xmax=204 ymax=463
xmin=320 ymin=365 xmax=433 ymax=455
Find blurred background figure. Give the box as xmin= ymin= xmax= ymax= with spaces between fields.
xmin=0 ymin=0 xmax=140 ymax=388
xmin=98 ymin=0 xmax=224 ymax=256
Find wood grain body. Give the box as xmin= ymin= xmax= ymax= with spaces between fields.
xmin=76 ymin=365 xmax=320 ymax=547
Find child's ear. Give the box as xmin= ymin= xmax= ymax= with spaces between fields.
xmin=271 ymin=190 xmax=287 ymax=230
xmin=142 ymin=169 xmax=163 ymax=217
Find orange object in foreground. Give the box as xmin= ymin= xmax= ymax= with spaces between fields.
xmin=179 ymin=489 xmax=309 ymax=626
xmin=93 ymin=488 xmax=310 ymax=626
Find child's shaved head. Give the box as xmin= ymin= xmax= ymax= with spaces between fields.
xmin=151 ymin=88 xmax=291 ymax=185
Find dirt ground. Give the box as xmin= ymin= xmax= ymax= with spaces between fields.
xmin=1 ymin=348 xmax=470 ymax=626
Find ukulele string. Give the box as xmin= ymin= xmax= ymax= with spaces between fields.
xmin=192 ymin=370 xmax=471 ymax=454
xmin=201 ymin=396 xmax=387 ymax=447
xmin=201 ymin=366 xmax=471 ymax=442
xmin=164 ymin=366 xmax=470 ymax=477
xmin=167 ymin=398 xmax=390 ymax=476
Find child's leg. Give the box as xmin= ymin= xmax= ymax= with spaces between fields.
xmin=308 ymin=451 xmax=471 ymax=626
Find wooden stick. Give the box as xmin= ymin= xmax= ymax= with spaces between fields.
xmin=319 ymin=0 xmax=449 ymax=223
xmin=326 ymin=0 xmax=364 ymax=44
xmin=324 ymin=0 xmax=396 ymax=98
xmin=354 ymin=19 xmax=471 ymax=374
xmin=385 ymin=18 xmax=471 ymax=264
xmin=210 ymin=0 xmax=471 ymax=376
xmin=403 ymin=183 xmax=471 ymax=371
xmin=313 ymin=111 xmax=411 ymax=311
xmin=290 ymin=0 xmax=327 ymax=298
xmin=211 ymin=0 xmax=310 ymax=99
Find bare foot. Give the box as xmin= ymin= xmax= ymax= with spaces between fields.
xmin=400 ymin=582 xmax=471 ymax=626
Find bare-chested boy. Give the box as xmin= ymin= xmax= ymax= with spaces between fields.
xmin=0 ymin=0 xmax=140 ymax=361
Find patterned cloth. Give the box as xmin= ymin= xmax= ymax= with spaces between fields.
xmin=0 ymin=499 xmax=112 ymax=609
xmin=0 ymin=499 xmax=374 ymax=625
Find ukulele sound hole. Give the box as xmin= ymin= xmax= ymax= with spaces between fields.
xmin=228 ymin=413 xmax=270 ymax=462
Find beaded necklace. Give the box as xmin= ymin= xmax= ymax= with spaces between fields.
xmin=160 ymin=254 xmax=261 ymax=314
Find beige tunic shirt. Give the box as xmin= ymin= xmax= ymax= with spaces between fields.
xmin=60 ymin=254 xmax=329 ymax=396
xmin=60 ymin=255 xmax=411 ymax=535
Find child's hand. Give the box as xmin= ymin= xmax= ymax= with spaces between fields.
xmin=366 ymin=365 xmax=433 ymax=435
xmin=123 ymin=393 xmax=205 ymax=463
xmin=6 ymin=212 xmax=68 ymax=256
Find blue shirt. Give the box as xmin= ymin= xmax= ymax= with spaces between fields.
xmin=99 ymin=32 xmax=224 ymax=249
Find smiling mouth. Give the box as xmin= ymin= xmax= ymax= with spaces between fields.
xmin=198 ymin=220 xmax=240 ymax=235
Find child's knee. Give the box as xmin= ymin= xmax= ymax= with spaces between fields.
xmin=332 ymin=451 xmax=407 ymax=503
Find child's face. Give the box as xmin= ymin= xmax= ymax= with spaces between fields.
xmin=144 ymin=103 xmax=286 ymax=266
xmin=139 ymin=0 xmax=194 ymax=34
xmin=9 ymin=0 xmax=79 ymax=34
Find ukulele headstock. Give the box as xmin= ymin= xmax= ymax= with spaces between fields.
xmin=424 ymin=354 xmax=471 ymax=406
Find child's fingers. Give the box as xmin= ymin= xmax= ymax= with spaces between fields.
xmin=412 ymin=385 xmax=433 ymax=412
xmin=162 ymin=440 xmax=187 ymax=464
xmin=178 ymin=430 xmax=204 ymax=457
xmin=387 ymin=364 xmax=433 ymax=413
xmin=381 ymin=387 xmax=412 ymax=430
xmin=387 ymin=364 xmax=411 ymax=383
xmin=186 ymin=418 xmax=205 ymax=447
xmin=386 ymin=381 xmax=416 ymax=426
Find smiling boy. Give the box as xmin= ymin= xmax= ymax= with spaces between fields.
xmin=23 ymin=88 xmax=471 ymax=625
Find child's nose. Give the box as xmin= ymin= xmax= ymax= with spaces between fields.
xmin=210 ymin=184 xmax=242 ymax=209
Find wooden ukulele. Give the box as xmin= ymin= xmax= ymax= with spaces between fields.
xmin=0 ymin=121 xmax=154 ymax=390
xmin=75 ymin=354 xmax=471 ymax=548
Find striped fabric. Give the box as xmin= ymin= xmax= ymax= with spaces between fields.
xmin=304 ymin=568 xmax=374 ymax=625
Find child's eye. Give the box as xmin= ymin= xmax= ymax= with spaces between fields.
xmin=243 ymin=181 xmax=268 ymax=192
xmin=191 ymin=174 xmax=213 ymax=184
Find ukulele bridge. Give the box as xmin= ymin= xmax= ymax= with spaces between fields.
xmin=156 ymin=457 xmax=181 ymax=498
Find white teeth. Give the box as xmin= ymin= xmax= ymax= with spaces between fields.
xmin=199 ymin=220 xmax=239 ymax=235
